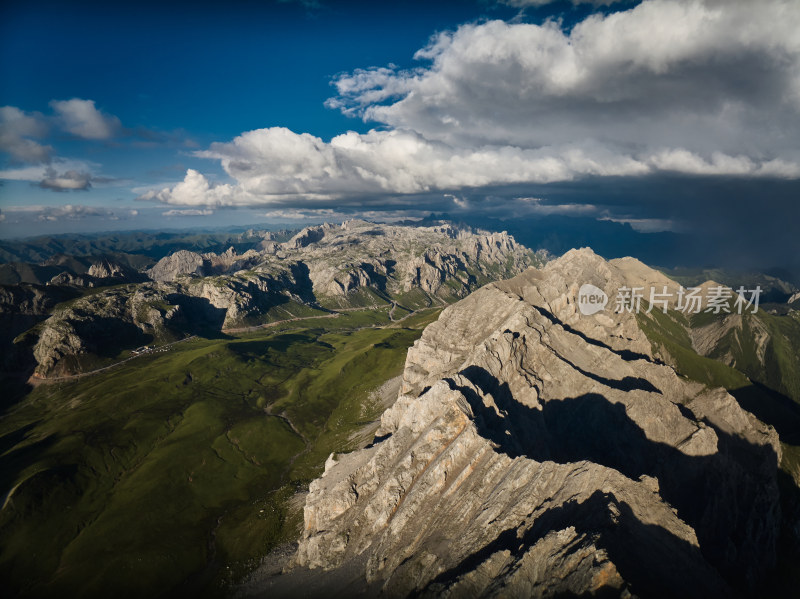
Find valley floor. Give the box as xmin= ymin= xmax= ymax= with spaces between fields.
xmin=0 ymin=306 xmax=442 ymax=598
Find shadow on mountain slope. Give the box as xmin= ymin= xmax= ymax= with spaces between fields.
xmin=730 ymin=382 xmax=800 ymax=446
xmin=447 ymin=365 xmax=779 ymax=594
xmin=533 ymin=305 xmax=654 ymax=363
xmin=166 ymin=294 xmax=228 ymax=333
xmin=72 ymin=317 xmax=153 ymax=359
xmin=422 ymin=489 xmax=731 ymax=599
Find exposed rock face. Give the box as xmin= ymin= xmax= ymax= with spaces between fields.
xmin=24 ymin=222 xmax=542 ymax=376
xmin=48 ymin=272 xmax=92 ymax=287
xmin=285 ymin=224 xmax=329 ymax=249
xmin=308 ymin=260 xmax=382 ymax=297
xmin=146 ymin=250 xmax=206 ymax=282
xmin=176 ymin=267 xmax=311 ymax=329
xmin=202 ymin=247 xmax=263 ymax=275
xmin=145 ymin=221 xmax=538 ymax=300
xmin=47 ymin=259 xmax=145 ymax=287
xmin=31 ymin=284 xmax=185 ymax=376
xmin=611 ymin=261 xmax=800 ymax=403
xmin=0 ymin=284 xmax=83 ymax=371
xmin=0 ymin=284 xmax=75 ymax=317
xmin=143 ymin=221 xmax=539 ymax=305
xmin=402 ymin=249 xmax=467 ymax=294
xmin=273 ymin=221 xmax=538 ymax=301
xmin=87 ymin=259 xmax=129 ymax=280
xmin=294 ymin=249 xmax=781 ymax=598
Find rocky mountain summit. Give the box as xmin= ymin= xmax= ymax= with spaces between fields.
xmin=143 ymin=220 xmax=538 ymax=298
xmin=146 ymin=250 xmax=208 ymax=282
xmin=21 ymin=221 xmax=542 ymax=377
xmin=287 ymin=249 xmax=783 ymax=598
xmin=46 ymin=258 xmax=146 ymax=287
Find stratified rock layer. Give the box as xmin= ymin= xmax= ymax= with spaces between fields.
xmin=295 ymin=249 xmax=781 ymax=598
xmin=29 ymin=221 xmax=542 ymax=376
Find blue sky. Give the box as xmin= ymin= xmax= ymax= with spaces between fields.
xmin=0 ymin=0 xmax=798 ymax=275
xmin=0 ymin=0 xmax=527 ymax=230
xmin=0 ymin=0 xmax=633 ymax=222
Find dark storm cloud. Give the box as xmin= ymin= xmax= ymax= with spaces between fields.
xmin=128 ymin=0 xmax=798 ymax=276
xmin=436 ymin=175 xmax=800 ymax=278
xmin=148 ymin=0 xmax=799 ymax=207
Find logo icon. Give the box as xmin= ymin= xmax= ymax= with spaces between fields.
xmin=578 ymin=284 xmax=608 ymax=315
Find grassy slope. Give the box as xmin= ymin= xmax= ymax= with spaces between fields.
xmin=637 ymin=307 xmax=750 ymax=391
xmin=638 ymin=305 xmax=800 ymax=592
xmin=0 ymin=308 xmax=441 ymax=598
xmin=637 ymin=304 xmax=800 ymax=480
xmin=710 ymin=311 xmax=800 ymax=403
xmin=638 ymin=302 xmax=800 ymax=402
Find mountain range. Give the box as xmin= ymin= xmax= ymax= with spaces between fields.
xmin=243 ymin=248 xmax=800 ymax=598
xmin=1 ymin=223 xmax=798 ymax=598
xmin=1 ymin=221 xmax=541 ymax=381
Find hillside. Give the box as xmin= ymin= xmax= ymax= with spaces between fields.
xmin=252 ymin=249 xmax=798 ymax=598
xmin=0 ymin=309 xmax=442 ymax=597
xmin=2 ymin=221 xmax=543 ymax=380
xmin=3 ymin=241 xmax=799 ymax=598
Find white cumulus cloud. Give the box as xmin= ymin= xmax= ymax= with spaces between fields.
xmin=50 ymin=98 xmax=121 ymax=140
xmin=0 ymin=106 xmax=52 ymax=163
xmin=144 ymin=0 xmax=800 ymax=207
xmin=333 ymin=1 xmax=800 ymax=154
xmin=137 ymin=169 xmax=252 ymax=206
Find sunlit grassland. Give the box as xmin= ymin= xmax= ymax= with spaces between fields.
xmin=637 ymin=307 xmax=750 ymax=390
xmin=0 ymin=307 xmax=442 ymax=598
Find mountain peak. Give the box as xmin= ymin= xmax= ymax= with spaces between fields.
xmin=290 ymin=249 xmax=781 ymax=598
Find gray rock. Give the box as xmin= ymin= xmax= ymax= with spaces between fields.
xmin=25 ymin=222 xmax=541 ymax=376
xmin=284 ymin=225 xmax=330 ymax=249
xmin=48 ymin=272 xmax=92 ymax=287
xmin=292 ymin=249 xmax=781 ymax=598
xmin=87 ymin=259 xmax=130 ymax=280
xmin=146 ymin=250 xmax=206 ymax=282
xmin=30 ymin=283 xmax=184 ymax=376
xmin=47 ymin=259 xmax=143 ymax=287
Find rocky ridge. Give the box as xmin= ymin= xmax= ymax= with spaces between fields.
xmin=143 ymin=221 xmax=539 ymax=300
xmin=291 ymin=248 xmax=782 ymax=598
xmin=24 ymin=221 xmax=543 ymax=376
xmin=611 ymin=259 xmax=800 ymax=404
xmin=46 ymin=258 xmax=145 ymax=287
xmin=146 ymin=250 xmax=207 ymax=282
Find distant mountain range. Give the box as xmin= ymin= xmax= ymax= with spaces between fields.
xmin=4 ymin=213 xmax=798 ymax=288
xmin=1 ymin=221 xmax=544 ymax=381
xmin=2 ymin=224 xmax=799 ymax=597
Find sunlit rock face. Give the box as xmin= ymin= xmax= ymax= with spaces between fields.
xmin=296 ymin=249 xmax=781 ymax=598
xmin=28 ymin=221 xmax=542 ymax=376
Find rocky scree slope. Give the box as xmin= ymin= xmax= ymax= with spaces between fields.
xmin=293 ymin=248 xmax=782 ymax=599
xmin=25 ymin=221 xmax=541 ymax=377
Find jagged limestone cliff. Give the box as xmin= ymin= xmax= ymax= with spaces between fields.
xmin=292 ymin=249 xmax=781 ymax=598
xmin=26 ymin=221 xmax=542 ymax=377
